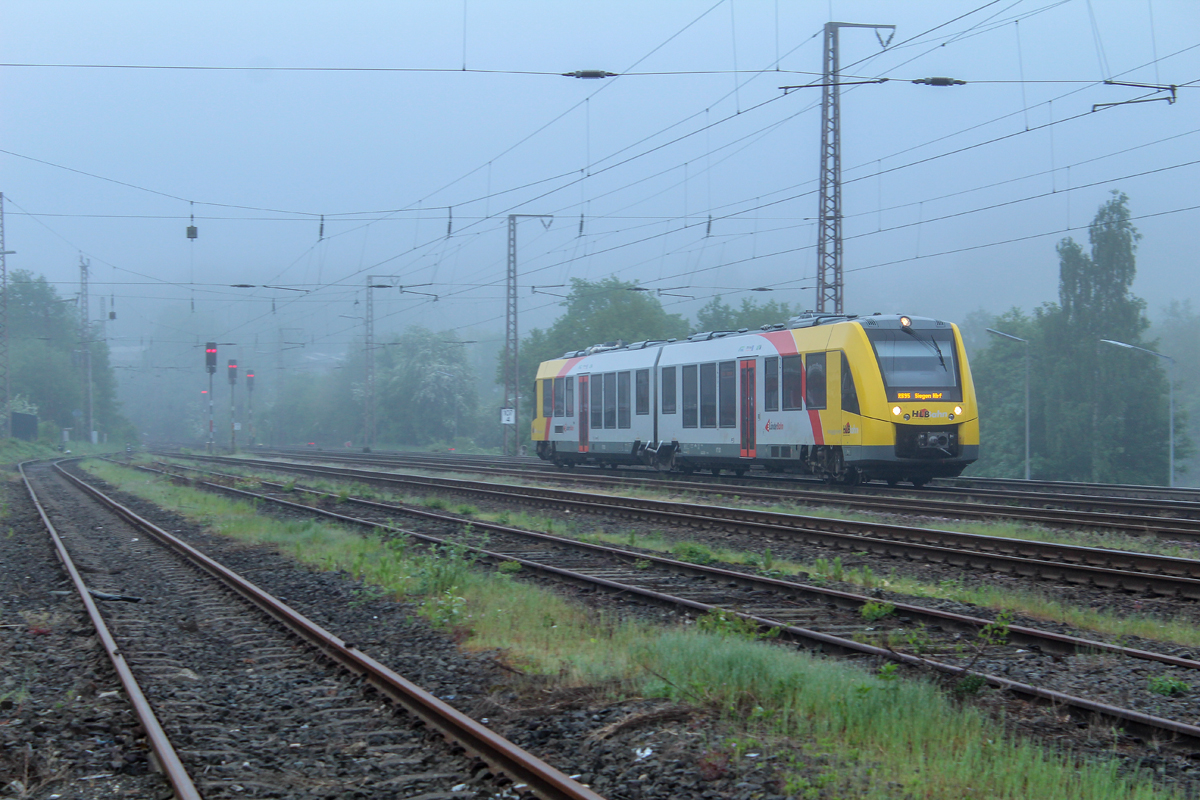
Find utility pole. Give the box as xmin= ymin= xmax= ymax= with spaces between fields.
xmin=227 ymin=359 xmax=238 ymax=452
xmin=80 ymin=256 xmax=94 ymax=444
xmin=504 ymin=214 xmax=552 ymax=456
xmin=0 ymin=193 xmax=12 ymax=440
xmin=363 ymin=276 xmax=402 ymax=451
xmin=816 ymin=22 xmax=894 ymax=314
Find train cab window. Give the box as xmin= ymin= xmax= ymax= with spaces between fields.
xmin=662 ymin=366 xmax=677 ymax=414
xmin=699 ymin=363 xmax=717 ymax=428
xmin=591 ymin=375 xmax=603 ymax=430
xmin=635 ymin=369 xmax=650 ymax=415
xmin=806 ymin=352 xmax=827 ymax=410
xmin=603 ymin=373 xmax=617 ymax=429
xmin=718 ymin=361 xmax=736 ymax=428
xmin=618 ymin=371 xmax=632 ymax=428
xmin=553 ymin=377 xmax=565 ymax=417
xmin=782 ymin=355 xmax=804 ymax=410
xmin=682 ymin=365 xmax=698 ymax=428
xmin=764 ymin=357 xmax=779 ymax=412
xmin=840 ymin=353 xmax=859 ymax=415
xmin=542 ymin=379 xmax=553 ymax=417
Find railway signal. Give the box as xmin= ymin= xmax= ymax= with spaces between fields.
xmin=205 ymin=342 xmax=217 ymax=374
xmin=227 ymin=360 xmax=238 ymax=385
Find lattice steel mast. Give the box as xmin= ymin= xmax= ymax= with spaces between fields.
xmin=816 ymin=22 xmax=894 ymax=314
xmin=504 ymin=214 xmax=551 ymax=457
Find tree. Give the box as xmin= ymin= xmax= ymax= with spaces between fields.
xmin=969 ymin=193 xmax=1186 ymax=483
xmin=696 ymin=295 xmax=798 ymax=332
xmin=377 ymin=327 xmax=477 ymax=446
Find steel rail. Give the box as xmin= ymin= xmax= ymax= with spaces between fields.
xmin=154 ymin=461 xmax=1200 ymax=670
xmin=129 ymin=460 xmax=1200 ymax=750
xmin=53 ymin=461 xmax=606 ymax=800
xmin=19 ymin=461 xmax=202 ymax=800
xmin=166 ymin=455 xmax=1200 ymax=599
xmin=230 ymin=450 xmax=1200 ymax=538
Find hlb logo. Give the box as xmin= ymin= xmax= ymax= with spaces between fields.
xmin=764 ymin=419 xmax=784 ymax=432
xmin=912 ymin=409 xmax=949 ymax=419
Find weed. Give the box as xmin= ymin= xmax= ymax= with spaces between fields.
xmin=903 ymin=624 xmax=932 ymax=655
xmin=423 ymin=496 xmax=448 ymax=511
xmin=335 ymin=487 xmax=351 ymax=504
xmin=633 ymin=559 xmax=652 ymax=570
xmin=1148 ymin=676 xmax=1190 ymax=696
xmin=953 ymin=673 xmax=987 ymax=697
xmin=860 ymin=601 xmax=895 ymax=622
xmin=671 ymin=541 xmax=717 ymax=565
xmin=626 ymin=530 xmax=637 ymax=547
xmin=420 ymin=588 xmax=467 ymax=630
xmin=456 ymin=503 xmax=478 ymax=516
xmin=497 ymin=560 xmax=522 ymax=574
xmin=496 ymin=511 xmax=511 ymax=525
xmin=348 ymin=585 xmax=386 ymax=609
xmin=877 ymin=663 xmax=899 ymax=683
xmin=812 ymin=556 xmax=845 ymax=581
xmin=696 ymin=608 xmax=778 ymax=640
xmin=762 ymin=547 xmax=775 ymax=571
xmin=281 ymin=479 xmax=296 ymax=492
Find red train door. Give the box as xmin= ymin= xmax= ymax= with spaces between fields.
xmin=739 ymin=359 xmax=756 ymax=458
xmin=578 ymin=375 xmax=590 ymax=453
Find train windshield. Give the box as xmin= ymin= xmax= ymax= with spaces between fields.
xmin=865 ymin=329 xmax=962 ymax=402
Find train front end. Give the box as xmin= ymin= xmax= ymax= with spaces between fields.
xmin=849 ymin=315 xmax=978 ymax=485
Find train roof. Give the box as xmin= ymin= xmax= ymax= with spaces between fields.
xmin=554 ymin=313 xmax=954 ymax=359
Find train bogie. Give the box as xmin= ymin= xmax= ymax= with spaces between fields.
xmin=531 ymin=313 xmax=978 ymax=486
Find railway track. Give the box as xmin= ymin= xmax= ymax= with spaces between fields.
xmin=238 ymin=448 xmax=1200 ymax=540
xmin=126 ymin=457 xmax=1200 ymax=752
xmin=164 ymin=454 xmax=1200 ymax=601
xmin=23 ymin=459 xmax=605 ymax=800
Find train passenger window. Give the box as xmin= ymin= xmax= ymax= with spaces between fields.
xmin=553 ymin=377 xmax=565 ymax=417
xmin=603 ymin=372 xmax=617 ymax=429
xmin=764 ymin=357 xmax=779 ymax=412
xmin=841 ymin=353 xmax=859 ymax=416
xmin=718 ymin=361 xmax=736 ymax=428
xmin=591 ymin=375 xmax=603 ymax=430
xmin=662 ymin=366 xmax=677 ymax=414
xmin=782 ymin=355 xmax=804 ymax=410
xmin=635 ymin=369 xmax=650 ymax=415
xmin=682 ymin=365 xmax=698 ymax=428
xmin=542 ymin=379 xmax=553 ymax=417
xmin=806 ymin=352 xmax=827 ymax=409
xmin=565 ymin=377 xmax=574 ymax=416
xmin=618 ymin=372 xmax=631 ymax=428
xmin=700 ymin=363 xmax=717 ymax=428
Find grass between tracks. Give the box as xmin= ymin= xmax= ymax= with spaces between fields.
xmin=84 ymin=459 xmax=1178 ymax=800
xmin=154 ymin=456 xmax=1200 ymax=651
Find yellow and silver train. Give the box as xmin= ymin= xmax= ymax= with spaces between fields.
xmin=532 ymin=313 xmax=978 ymax=486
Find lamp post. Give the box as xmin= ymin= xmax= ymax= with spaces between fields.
xmin=1100 ymin=339 xmax=1175 ymax=487
xmin=986 ymin=328 xmax=1030 ymax=480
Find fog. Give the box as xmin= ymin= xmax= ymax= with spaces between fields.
xmin=3 ymin=1 xmax=1197 ymax=424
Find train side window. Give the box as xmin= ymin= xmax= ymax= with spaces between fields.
xmin=806 ymin=352 xmax=827 ymax=409
xmin=764 ymin=356 xmax=779 ymax=412
xmin=718 ymin=361 xmax=736 ymax=428
xmin=542 ymin=379 xmax=553 ymax=417
xmin=590 ymin=375 xmax=603 ymax=430
xmin=553 ymin=377 xmax=565 ymax=417
xmin=662 ymin=366 xmax=677 ymax=414
xmin=618 ymin=371 xmax=632 ymax=428
xmin=840 ymin=352 xmax=859 ymax=415
xmin=782 ymin=355 xmax=804 ymax=410
xmin=682 ymin=365 xmax=698 ymax=428
xmin=699 ymin=363 xmax=717 ymax=428
xmin=603 ymin=372 xmax=617 ymax=429
xmin=565 ymin=377 xmax=574 ymax=416
xmin=635 ymin=369 xmax=650 ymax=415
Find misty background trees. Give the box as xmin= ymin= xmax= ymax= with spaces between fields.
xmin=964 ymin=193 xmax=1191 ymax=484
xmin=5 ymin=193 xmax=1191 ymax=486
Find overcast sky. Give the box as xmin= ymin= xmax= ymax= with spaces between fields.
xmin=3 ymin=1 xmax=1198 ymax=376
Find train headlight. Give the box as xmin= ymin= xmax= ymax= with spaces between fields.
xmin=899 ymin=315 xmax=912 ymax=329
xmin=954 ymin=406 xmax=962 ymax=416
xmin=892 ymin=406 xmax=901 ymax=416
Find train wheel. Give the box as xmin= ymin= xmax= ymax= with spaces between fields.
xmin=711 ymin=467 xmax=722 ymax=476
xmin=886 ymin=477 xmax=899 ymax=487
xmin=911 ymin=477 xmax=929 ymax=488
xmin=734 ymin=468 xmax=746 ymax=477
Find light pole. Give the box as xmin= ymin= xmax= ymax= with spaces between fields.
xmin=1101 ymin=339 xmax=1175 ymax=487
xmin=986 ymin=328 xmax=1030 ymax=480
